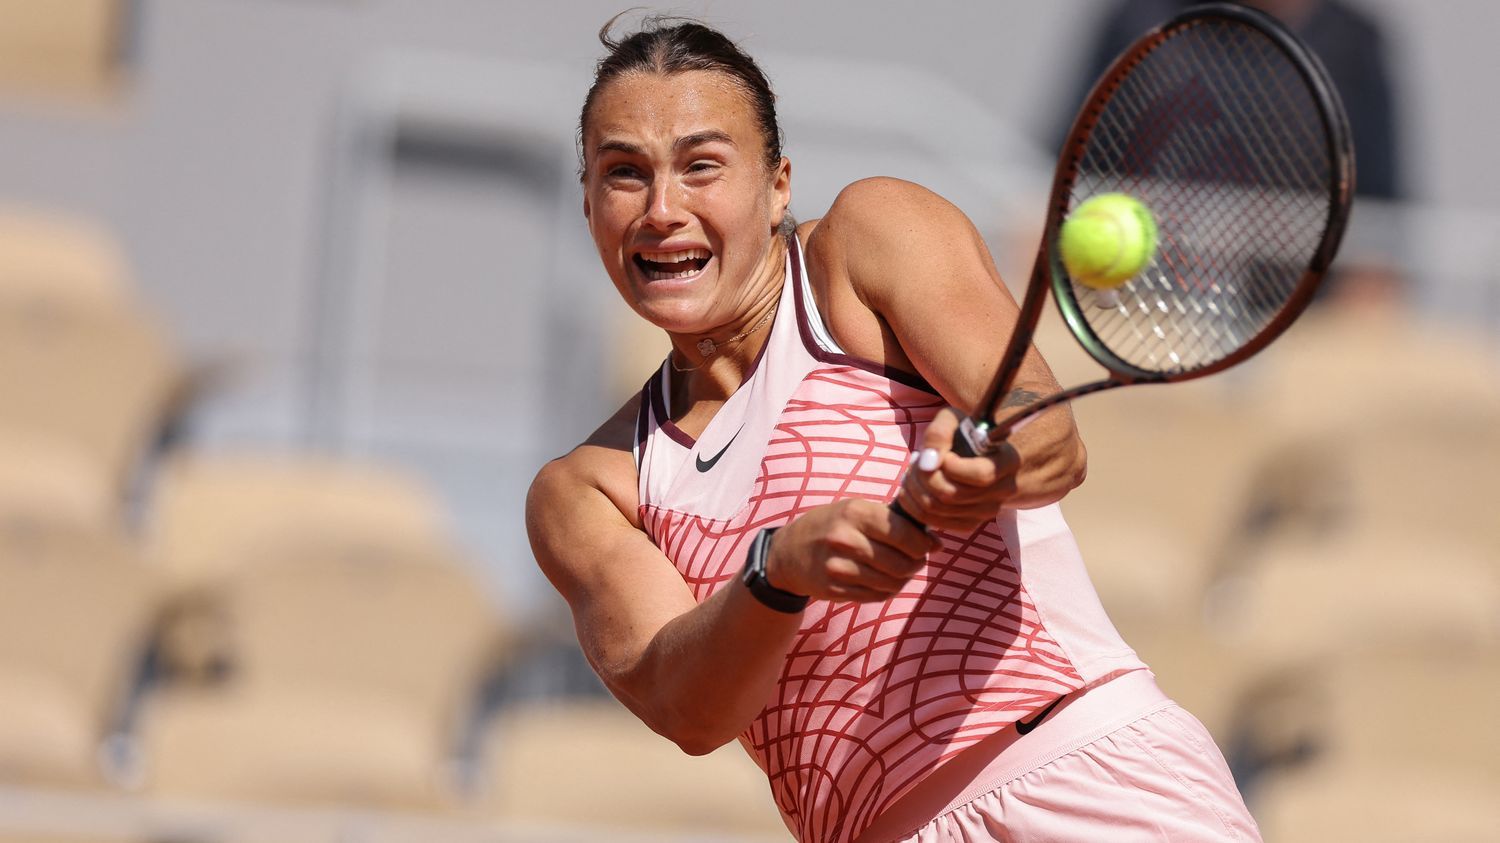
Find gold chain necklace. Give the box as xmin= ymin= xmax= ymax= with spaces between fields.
xmin=669 ymin=302 xmax=778 ymax=373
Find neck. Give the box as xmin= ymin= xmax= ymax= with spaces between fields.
xmin=666 ymin=236 xmax=787 ymax=406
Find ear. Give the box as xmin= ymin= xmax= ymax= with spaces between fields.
xmin=768 ymin=156 xmax=791 ymax=231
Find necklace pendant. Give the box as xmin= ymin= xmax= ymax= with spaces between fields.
xmin=697 ymin=338 xmax=717 ymax=357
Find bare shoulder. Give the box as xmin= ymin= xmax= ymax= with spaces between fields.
xmin=526 ymin=392 xmax=643 ymax=539
xmin=799 ymin=178 xmax=996 ymax=364
xmin=811 ymin=178 xmax=988 ymax=294
xmin=810 ymin=178 xmax=973 ymax=252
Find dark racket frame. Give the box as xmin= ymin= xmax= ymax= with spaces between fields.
xmin=898 ymin=2 xmax=1355 ymax=531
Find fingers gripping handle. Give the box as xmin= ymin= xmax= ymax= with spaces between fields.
xmin=889 ymin=414 xmax=990 ymax=529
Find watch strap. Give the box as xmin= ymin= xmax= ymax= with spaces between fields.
xmin=741 ymin=527 xmax=809 ymax=613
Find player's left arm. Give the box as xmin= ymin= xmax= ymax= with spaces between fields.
xmin=806 ymin=177 xmax=1086 ymax=523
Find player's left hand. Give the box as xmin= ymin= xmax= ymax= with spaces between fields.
xmin=894 ymin=407 xmax=1020 ymax=532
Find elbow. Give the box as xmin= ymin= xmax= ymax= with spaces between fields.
xmin=610 ymin=656 xmax=750 ymax=757
xmin=647 ymin=702 xmax=744 ymax=756
xmin=1048 ymin=437 xmax=1088 ymax=506
xmin=672 ymin=730 xmax=734 ymax=757
xmin=658 ymin=706 xmax=744 ymax=756
xmin=1067 ymin=437 xmax=1088 ymax=494
xmin=1014 ymin=436 xmax=1087 ymax=510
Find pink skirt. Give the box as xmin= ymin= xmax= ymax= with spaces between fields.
xmin=855 ymin=670 xmax=1260 ymax=842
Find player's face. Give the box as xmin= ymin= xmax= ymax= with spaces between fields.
xmin=581 ymin=70 xmax=791 ymax=335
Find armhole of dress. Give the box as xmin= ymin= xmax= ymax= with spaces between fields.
xmin=788 ymin=232 xmax=937 ymax=394
xmin=794 ymin=235 xmax=847 ymax=356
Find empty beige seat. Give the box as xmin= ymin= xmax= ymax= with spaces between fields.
xmin=138 ymin=541 xmax=503 ymax=810
xmin=1335 ymin=412 xmax=1500 ymax=562
xmin=1251 ymin=306 xmax=1500 ymax=440
xmin=144 ymin=452 xmax=454 ymax=594
xmin=0 ymin=299 xmax=181 ymax=494
xmin=229 ymin=540 xmax=503 ymax=715
xmin=144 ymin=452 xmax=467 ymax=684
xmin=1210 ymin=529 xmax=1499 ymax=662
xmin=1230 ymin=650 xmax=1499 ymax=837
xmin=1303 ymin=651 xmax=1500 ymax=780
xmin=140 ymin=684 xmax=455 ymax=811
xmin=1254 ymin=763 xmax=1500 ymax=843
xmin=482 ymin=698 xmax=789 ymax=838
xmin=0 ymin=836 xmax=145 ymax=843
xmin=0 ymin=522 xmax=159 ymax=788
xmin=1063 ymin=380 xmax=1283 ymax=621
xmin=0 ymin=828 xmax=143 ymax=834
xmin=0 ymin=205 xmax=132 ymax=310
xmin=0 ymin=425 xmax=116 ymax=528
xmin=0 ymin=1 xmax=123 ymax=96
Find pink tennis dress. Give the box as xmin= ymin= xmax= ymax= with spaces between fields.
xmin=634 ymin=237 xmax=1156 ymax=842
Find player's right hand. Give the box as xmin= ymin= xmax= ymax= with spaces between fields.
xmin=766 ymin=499 xmax=938 ymax=603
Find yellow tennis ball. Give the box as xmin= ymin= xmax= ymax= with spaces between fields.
xmin=1059 ymin=193 xmax=1158 ymax=289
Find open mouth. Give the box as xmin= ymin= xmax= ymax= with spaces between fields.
xmin=634 ymin=248 xmax=711 ymax=280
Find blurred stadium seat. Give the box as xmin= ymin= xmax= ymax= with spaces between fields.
xmin=1252 ymin=305 xmax=1500 ymax=439
xmin=0 ymin=522 xmax=159 ymax=789
xmin=0 ymin=837 xmax=141 ymax=843
xmin=0 ymin=0 xmax=123 ymax=97
xmin=136 ymin=539 xmax=504 ymax=810
xmin=144 ymin=452 xmax=453 ymax=594
xmin=139 ymin=684 xmax=456 ymax=810
xmin=1211 ymin=528 xmax=1499 ymax=662
xmin=481 ymin=698 xmax=790 ymax=839
xmin=1063 ymin=379 xmax=1281 ymax=624
xmin=0 ymin=294 xmax=181 ymax=497
xmin=142 ymin=452 xmax=462 ymax=682
xmin=0 ymin=425 xmax=117 ymax=529
xmin=0 ymin=206 xmax=132 ymax=309
xmin=1285 ymin=651 xmax=1500 ymax=784
xmin=0 ymin=205 xmax=184 ymax=509
xmin=1254 ymin=763 xmax=1500 ymax=842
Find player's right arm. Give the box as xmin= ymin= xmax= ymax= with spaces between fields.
xmin=527 ymin=395 xmax=934 ymax=754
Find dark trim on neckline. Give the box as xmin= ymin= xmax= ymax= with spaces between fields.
xmin=648 ymin=366 xmax=699 ymax=450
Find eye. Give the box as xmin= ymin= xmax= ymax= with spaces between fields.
xmin=606 ymin=163 xmax=644 ymax=180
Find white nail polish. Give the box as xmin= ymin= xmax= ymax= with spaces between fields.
xmin=918 ymin=448 xmax=941 ymax=472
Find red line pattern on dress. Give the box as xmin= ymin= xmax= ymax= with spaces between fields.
xmin=640 ymin=366 xmax=1082 ymax=843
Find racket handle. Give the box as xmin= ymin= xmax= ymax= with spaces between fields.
xmin=952 ymin=414 xmax=989 ymax=458
xmin=889 ymin=414 xmax=991 ymax=529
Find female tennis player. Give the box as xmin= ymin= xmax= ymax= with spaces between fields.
xmin=526 ymin=16 xmax=1259 ymax=842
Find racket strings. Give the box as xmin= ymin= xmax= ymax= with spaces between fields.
xmin=1064 ymin=17 xmax=1336 ymax=375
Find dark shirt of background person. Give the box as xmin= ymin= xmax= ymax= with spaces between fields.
xmin=1054 ymin=0 xmax=1401 ymax=200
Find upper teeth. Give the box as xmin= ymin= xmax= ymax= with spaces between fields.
xmin=641 ymin=249 xmax=709 ymax=263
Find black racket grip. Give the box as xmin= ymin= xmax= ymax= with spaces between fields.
xmin=888 ymin=414 xmax=989 ymax=529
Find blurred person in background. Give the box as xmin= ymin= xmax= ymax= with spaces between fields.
xmin=528 ymin=15 xmax=1259 ymax=843
xmin=1060 ymin=0 xmax=1405 ymax=307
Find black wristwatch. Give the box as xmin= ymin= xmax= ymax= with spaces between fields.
xmin=741 ymin=527 xmax=809 ymax=613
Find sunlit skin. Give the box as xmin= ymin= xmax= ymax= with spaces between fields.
xmin=581 ymin=69 xmax=790 ymax=391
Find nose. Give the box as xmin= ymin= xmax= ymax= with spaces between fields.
xmin=642 ymin=176 xmax=689 ymax=232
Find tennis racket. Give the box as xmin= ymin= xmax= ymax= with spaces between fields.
xmin=894 ymin=2 xmax=1354 ymax=527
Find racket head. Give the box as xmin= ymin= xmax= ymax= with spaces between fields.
xmin=1043 ymin=2 xmax=1355 ymax=385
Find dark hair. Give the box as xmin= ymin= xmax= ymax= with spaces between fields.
xmin=577 ymin=14 xmax=784 ymax=181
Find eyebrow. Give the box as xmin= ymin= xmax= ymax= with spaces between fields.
xmin=595 ymin=130 xmax=738 ymax=157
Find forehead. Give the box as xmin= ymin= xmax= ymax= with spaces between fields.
xmin=585 ymin=69 xmax=761 ymax=151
